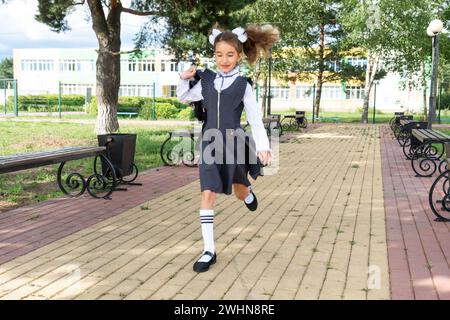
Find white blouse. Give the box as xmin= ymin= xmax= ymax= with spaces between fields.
xmin=176 ymin=67 xmax=271 ymax=152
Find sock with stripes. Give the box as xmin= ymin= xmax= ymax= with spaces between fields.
xmin=199 ymin=209 xmax=215 ymax=263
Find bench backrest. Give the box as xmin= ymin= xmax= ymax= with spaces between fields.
xmin=403 ymin=121 xmax=427 ymax=130
xmin=395 ymin=115 xmax=413 ymax=125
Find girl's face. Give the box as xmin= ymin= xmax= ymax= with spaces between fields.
xmin=214 ymin=41 xmax=241 ymax=74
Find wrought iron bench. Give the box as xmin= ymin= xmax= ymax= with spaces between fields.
xmin=397 ymin=119 xmax=427 ymax=150
xmin=428 ymin=143 xmax=450 ymax=222
xmin=392 ymin=115 xmax=413 ymax=139
xmin=281 ymin=111 xmax=308 ymax=131
xmin=408 ymin=129 xmax=450 ymax=177
xmin=263 ymin=114 xmax=283 ymax=137
xmin=389 ymin=112 xmax=405 ymax=131
xmin=160 ymin=130 xmax=198 ymax=167
xmin=0 ymin=146 xmax=119 ymax=199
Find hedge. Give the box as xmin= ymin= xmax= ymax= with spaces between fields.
xmin=7 ymin=94 xmax=85 ymax=112
xmin=87 ymin=95 xmax=190 ymax=119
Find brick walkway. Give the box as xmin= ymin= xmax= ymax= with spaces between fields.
xmin=0 ymin=166 xmax=199 ymax=266
xmin=380 ymin=126 xmax=450 ymax=300
xmin=0 ymin=124 xmax=390 ymax=300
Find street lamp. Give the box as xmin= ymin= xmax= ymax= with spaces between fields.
xmin=373 ymin=80 xmax=379 ymax=124
xmin=267 ymin=48 xmax=273 ymax=117
xmin=427 ymin=19 xmax=444 ymax=129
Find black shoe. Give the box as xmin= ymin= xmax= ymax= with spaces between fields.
xmin=244 ymin=191 xmax=258 ymax=211
xmin=193 ymin=251 xmax=217 ymax=273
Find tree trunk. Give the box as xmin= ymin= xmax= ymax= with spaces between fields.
xmin=87 ymin=0 xmax=122 ymax=134
xmin=361 ymin=53 xmax=379 ymax=124
xmin=95 ymin=49 xmax=120 ymax=134
xmin=314 ymin=23 xmax=325 ymax=118
xmin=421 ymin=63 xmax=428 ymax=121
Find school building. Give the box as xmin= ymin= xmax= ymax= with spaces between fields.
xmin=12 ymin=48 xmax=424 ymax=114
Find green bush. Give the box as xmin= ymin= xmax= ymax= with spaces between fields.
xmin=178 ymin=107 xmax=195 ymax=120
xmin=8 ymin=94 xmax=85 ymax=112
xmin=155 ymin=103 xmax=178 ymax=119
xmin=87 ymin=95 xmax=189 ymax=117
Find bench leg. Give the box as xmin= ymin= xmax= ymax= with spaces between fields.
xmin=89 ymin=155 xmax=118 ymax=199
xmin=57 ymin=162 xmax=87 ymax=197
xmin=429 ymin=170 xmax=450 ymax=222
xmin=411 ymin=142 xmax=443 ymax=177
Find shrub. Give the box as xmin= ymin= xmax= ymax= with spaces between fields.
xmin=155 ymin=103 xmax=178 ymax=119
xmin=87 ymin=95 xmax=189 ymax=116
xmin=8 ymin=94 xmax=85 ymax=112
xmin=178 ymin=107 xmax=195 ymax=120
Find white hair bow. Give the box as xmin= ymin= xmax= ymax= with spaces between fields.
xmin=231 ymin=27 xmax=248 ymax=43
xmin=208 ymin=27 xmax=248 ymax=46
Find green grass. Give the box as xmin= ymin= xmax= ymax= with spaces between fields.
xmin=274 ymin=110 xmax=394 ymax=124
xmin=0 ymin=120 xmax=191 ymax=211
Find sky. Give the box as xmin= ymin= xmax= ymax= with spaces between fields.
xmin=0 ymin=0 xmax=152 ymax=59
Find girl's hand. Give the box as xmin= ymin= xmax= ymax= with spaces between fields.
xmin=180 ymin=65 xmax=197 ymax=80
xmin=257 ymin=150 xmax=272 ymax=167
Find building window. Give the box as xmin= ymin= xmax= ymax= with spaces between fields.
xmin=21 ymin=59 xmax=55 ymax=72
xmin=119 ymin=84 xmax=153 ymax=97
xmin=160 ymin=61 xmax=178 ymax=72
xmin=321 ymin=86 xmax=342 ymax=99
xmin=346 ymin=86 xmax=365 ymax=99
xmin=61 ymin=83 xmax=93 ymax=95
xmin=59 ymin=59 xmax=94 ymax=72
xmin=161 ymin=85 xmax=177 ymax=97
xmin=128 ymin=60 xmax=137 ymax=72
xmin=347 ymin=57 xmax=367 ymax=68
xmin=270 ymin=87 xmax=289 ymax=100
xmin=296 ymin=85 xmax=313 ymax=99
xmin=170 ymin=62 xmax=178 ymax=72
xmin=324 ymin=61 xmax=341 ymax=72
xmin=138 ymin=60 xmax=155 ymax=72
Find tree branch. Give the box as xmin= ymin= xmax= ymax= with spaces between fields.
xmin=87 ymin=0 xmax=109 ymax=47
xmin=96 ymin=48 xmax=141 ymax=56
xmin=121 ymin=6 xmax=159 ymax=16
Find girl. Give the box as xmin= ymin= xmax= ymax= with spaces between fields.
xmin=177 ymin=24 xmax=279 ymax=273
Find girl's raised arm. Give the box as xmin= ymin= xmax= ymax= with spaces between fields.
xmin=176 ymin=66 xmax=203 ymax=103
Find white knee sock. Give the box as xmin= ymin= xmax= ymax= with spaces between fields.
xmin=199 ymin=209 xmax=215 ymax=263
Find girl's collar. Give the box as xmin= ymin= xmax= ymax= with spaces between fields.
xmin=216 ymin=65 xmax=240 ymax=77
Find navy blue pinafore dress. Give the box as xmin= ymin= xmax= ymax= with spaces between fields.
xmin=198 ymin=69 xmax=262 ymax=195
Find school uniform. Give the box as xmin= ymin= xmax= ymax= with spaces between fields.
xmin=177 ymin=66 xmax=271 ymax=195
xmin=177 ymin=67 xmax=270 ymax=195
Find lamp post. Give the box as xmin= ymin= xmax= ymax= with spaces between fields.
xmin=267 ymin=48 xmax=272 ymax=116
xmin=427 ymin=19 xmax=444 ymax=129
xmin=373 ymin=80 xmax=379 ymax=124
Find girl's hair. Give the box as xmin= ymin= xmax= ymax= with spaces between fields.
xmin=211 ymin=24 xmax=280 ymax=65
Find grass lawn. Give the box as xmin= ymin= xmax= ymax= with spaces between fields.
xmin=274 ymin=110 xmax=395 ymax=124
xmin=0 ymin=120 xmax=192 ymax=212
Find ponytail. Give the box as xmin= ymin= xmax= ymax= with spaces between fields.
xmin=243 ymin=24 xmax=280 ymax=65
xmin=210 ymin=24 xmax=280 ymax=65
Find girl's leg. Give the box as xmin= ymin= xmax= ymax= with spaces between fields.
xmin=195 ymin=190 xmax=217 ymax=269
xmin=201 ymin=190 xmax=216 ymax=209
xmin=233 ymin=183 xmax=250 ymax=201
xmin=234 ymin=183 xmax=257 ymax=211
